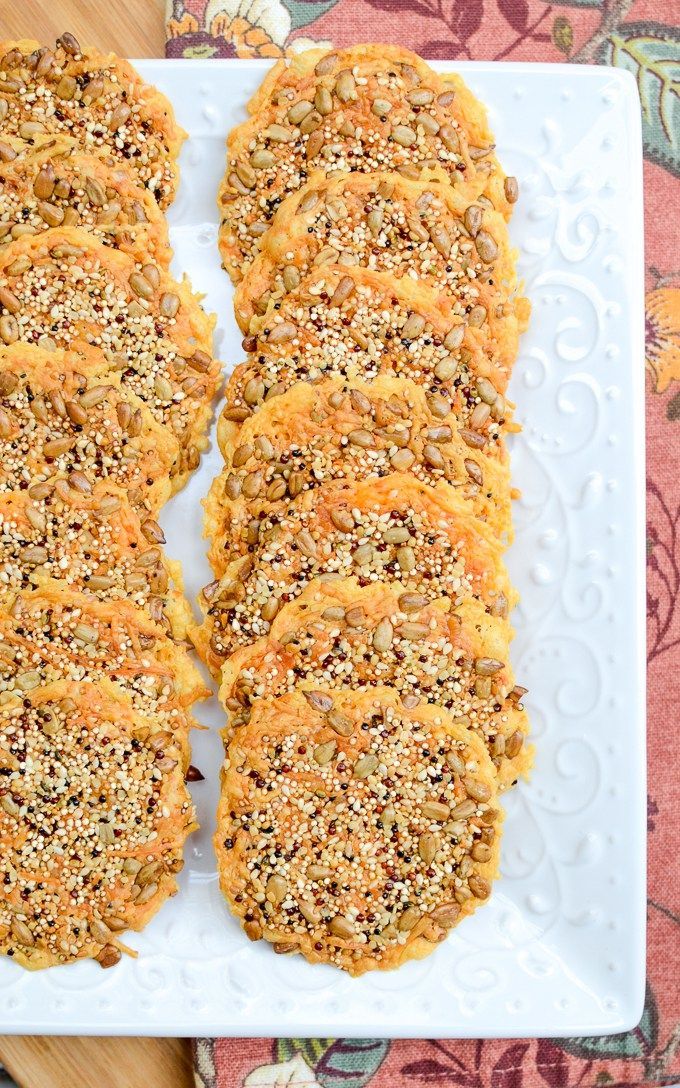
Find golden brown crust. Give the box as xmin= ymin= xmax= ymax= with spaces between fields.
xmin=240 ymin=170 xmax=526 ymax=338
xmin=220 ymin=579 xmax=531 ymax=790
xmin=0 ymin=149 xmax=172 ymax=264
xmin=195 ymin=472 xmax=513 ymax=671
xmin=0 ymin=485 xmax=191 ymax=640
xmin=0 ymin=581 xmax=208 ymax=731
xmin=0 ymin=38 xmax=185 ymax=208
xmin=210 ymin=375 xmax=512 ymax=546
xmin=0 ymin=344 xmax=180 ymax=512
xmin=0 ymin=678 xmax=196 ymax=969
xmin=0 ymin=228 xmax=220 ymax=468
xmin=219 ymin=45 xmax=511 ymax=281
xmin=216 ymin=686 xmax=502 ymax=975
xmin=208 ymin=44 xmax=531 ymax=971
xmin=222 ymin=264 xmax=513 ymax=458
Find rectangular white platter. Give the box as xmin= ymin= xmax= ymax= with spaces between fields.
xmin=0 ymin=59 xmax=646 ymax=1039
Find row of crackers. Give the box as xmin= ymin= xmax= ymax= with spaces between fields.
xmin=0 ymin=35 xmax=219 ymax=969
xmin=199 ymin=46 xmax=532 ymax=974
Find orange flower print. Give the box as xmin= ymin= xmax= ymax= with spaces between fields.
xmin=168 ymin=0 xmax=286 ymax=58
xmin=205 ymin=0 xmax=288 ymax=57
xmin=646 ymin=287 xmax=680 ymax=393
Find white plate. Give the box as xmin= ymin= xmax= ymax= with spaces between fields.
xmin=0 ymin=59 xmax=646 ymax=1038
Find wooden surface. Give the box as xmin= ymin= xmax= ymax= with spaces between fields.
xmin=0 ymin=12 xmax=196 ymax=1088
xmin=0 ymin=0 xmax=166 ymax=57
xmin=0 ymin=1036 xmax=195 ymax=1088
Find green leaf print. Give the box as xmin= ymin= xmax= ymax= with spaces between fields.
xmin=274 ymin=1038 xmax=390 ymax=1088
xmin=275 ymin=1038 xmax=335 ymax=1066
xmin=284 ymin=0 xmax=341 ymax=33
xmin=598 ymin=23 xmax=680 ymax=176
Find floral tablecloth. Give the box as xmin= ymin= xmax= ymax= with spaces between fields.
xmin=164 ymin=2 xmax=680 ymax=1085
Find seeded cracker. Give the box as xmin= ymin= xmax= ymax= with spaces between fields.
xmin=219 ymin=44 xmax=513 ymax=281
xmin=194 ymin=472 xmax=514 ymax=673
xmin=210 ymin=375 xmax=512 ymax=542
xmin=216 ymin=686 xmax=501 ymax=974
xmin=222 ymin=264 xmax=514 ymax=456
xmin=0 ymin=228 xmax=220 ymax=475
xmin=0 ymin=148 xmax=172 ymax=264
xmin=0 ymin=678 xmax=196 ymax=969
xmin=220 ymin=579 xmax=530 ymax=790
xmin=242 ymin=170 xmax=528 ymax=333
xmin=0 ymin=486 xmax=191 ymax=640
xmin=0 ymin=582 xmax=208 ymax=734
xmin=0 ymin=36 xmax=185 ymax=208
xmin=0 ymin=344 xmax=180 ymax=512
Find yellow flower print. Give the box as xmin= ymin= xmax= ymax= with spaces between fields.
xmin=205 ymin=0 xmax=289 ymax=57
xmin=646 ymin=287 xmax=680 ymax=393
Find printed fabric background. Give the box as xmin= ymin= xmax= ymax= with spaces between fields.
xmin=163 ymin=2 xmax=680 ymax=1086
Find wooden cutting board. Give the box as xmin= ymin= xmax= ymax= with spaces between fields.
xmin=0 ymin=5 xmax=197 ymax=1086
xmin=0 ymin=1036 xmax=194 ymax=1088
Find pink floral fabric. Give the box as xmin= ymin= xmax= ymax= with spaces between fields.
xmin=164 ymin=2 xmax=680 ymax=1084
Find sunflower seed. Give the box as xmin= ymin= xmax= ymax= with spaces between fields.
xmin=397 ymin=905 xmax=421 ymax=932
xmin=287 ymin=99 xmax=313 ymax=125
xmin=334 ymin=70 xmax=357 ymax=102
xmin=304 ymin=690 xmax=333 ymax=713
xmin=430 ymin=902 xmax=460 ymax=927
xmin=263 ymin=124 xmax=292 ymax=143
xmin=135 ymin=881 xmax=159 ymax=905
xmin=11 ymin=917 xmax=34 ymax=945
xmin=439 ymin=124 xmax=460 ymax=152
xmin=450 ymin=798 xmax=476 ymax=819
xmin=468 ymin=875 xmax=491 ymax=900
xmin=372 ymin=617 xmax=393 ymax=652
xmin=0 ymin=287 xmax=20 ymax=314
xmin=315 ymin=87 xmax=333 ymax=115
xmin=327 ymin=710 xmax=353 ymax=736
xmin=418 ymin=831 xmax=439 ymax=863
xmin=265 ymin=874 xmax=288 ymax=904
xmin=58 ymin=31 xmax=81 ymax=55
xmin=464 ymin=777 xmax=492 ymax=802
xmin=502 ymin=175 xmax=519 ymax=204
xmin=267 ymin=322 xmax=296 ymax=344
xmin=407 ymin=88 xmax=434 ymax=106
xmin=401 ymin=312 xmax=425 ymax=339
xmin=475 ymin=230 xmax=498 ymax=263
xmin=353 ymin=753 xmax=378 ymax=779
xmin=313 ymin=740 xmax=336 ymax=766
xmin=282 ymin=265 xmax=300 ymax=292
xmin=392 ymin=125 xmax=417 ymax=147
xmin=250 ymin=148 xmax=275 ymax=169
xmin=352 ymin=542 xmax=373 ymax=566
xmin=329 ymin=915 xmax=355 ymax=938
xmin=384 ymin=526 xmax=410 ymax=544
xmin=505 ymin=731 xmax=524 ymax=758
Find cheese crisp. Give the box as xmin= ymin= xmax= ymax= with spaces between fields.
xmin=216 ymin=687 xmax=502 ymax=974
